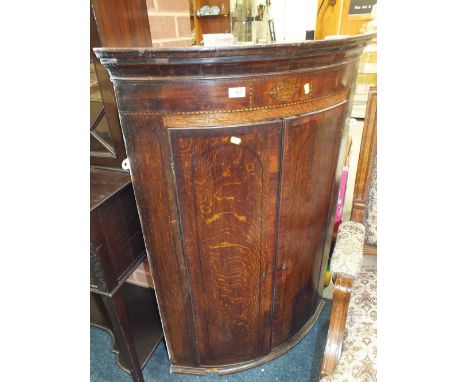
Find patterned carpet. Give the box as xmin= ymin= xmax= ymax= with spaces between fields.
xmin=91 ymin=299 xmax=331 ymax=382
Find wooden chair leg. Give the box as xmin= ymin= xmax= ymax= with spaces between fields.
xmin=103 ymin=290 xmax=145 ymax=382
xmin=320 ymin=275 xmax=353 ymax=378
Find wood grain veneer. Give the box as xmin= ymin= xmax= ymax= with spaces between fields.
xmin=90 ymin=0 xmax=152 ymax=169
xmin=320 ymin=275 xmax=353 ymax=377
xmin=90 ymin=167 xmax=163 ymax=382
xmin=90 ymin=4 xmax=158 ymax=381
xmin=90 ymin=168 xmax=146 ymax=294
xmin=95 ymin=34 xmax=374 ymax=374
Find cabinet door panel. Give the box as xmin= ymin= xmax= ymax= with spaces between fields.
xmin=170 ymin=122 xmax=281 ymax=364
xmin=272 ymin=104 xmax=347 ymax=347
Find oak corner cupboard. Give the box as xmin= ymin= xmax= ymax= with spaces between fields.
xmin=95 ymin=34 xmax=374 ymax=375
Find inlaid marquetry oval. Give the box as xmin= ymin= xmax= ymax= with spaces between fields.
xmin=268 ymin=82 xmax=300 ymax=102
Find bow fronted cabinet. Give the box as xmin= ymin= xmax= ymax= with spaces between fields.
xmin=95 ymin=34 xmax=374 ymax=375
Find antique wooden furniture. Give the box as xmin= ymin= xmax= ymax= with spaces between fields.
xmin=90 ymin=0 xmax=152 ymax=168
xmin=319 ymin=221 xmax=377 ymax=381
xmin=351 ymin=87 xmax=377 ymax=255
xmin=90 ymin=168 xmax=164 ymax=382
xmin=90 ymin=3 xmax=163 ymax=382
xmin=95 ymin=33 xmax=374 ymax=375
xmin=315 ymin=0 xmax=375 ymax=40
xmin=315 ymin=0 xmax=377 ymax=119
xmin=319 ymin=221 xmax=365 ymax=377
xmin=190 ymin=0 xmax=232 ymax=45
xmin=320 ymin=88 xmax=377 ymax=379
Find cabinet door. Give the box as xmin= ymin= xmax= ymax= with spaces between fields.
xmin=272 ymin=104 xmax=348 ymax=347
xmin=170 ymin=122 xmax=281 ymax=365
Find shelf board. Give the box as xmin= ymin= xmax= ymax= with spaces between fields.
xmin=197 ymin=13 xmax=230 ymax=18
xmin=91 ymin=282 xmax=164 ymax=374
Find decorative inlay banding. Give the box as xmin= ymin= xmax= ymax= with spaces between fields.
xmin=164 ymin=90 xmax=348 ymax=128
xmin=170 ymin=89 xmax=346 ymax=116
xmin=269 ymin=82 xmax=300 ymax=103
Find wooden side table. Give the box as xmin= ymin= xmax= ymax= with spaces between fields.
xmin=90 ymin=167 xmax=164 ymax=382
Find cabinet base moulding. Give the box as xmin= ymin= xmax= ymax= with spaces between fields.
xmin=170 ymin=300 xmax=325 ymax=376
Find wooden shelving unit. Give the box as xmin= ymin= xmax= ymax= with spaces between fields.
xmin=197 ymin=13 xmax=230 ymax=18
xmin=91 ymin=282 xmax=164 ymax=374
xmin=190 ymin=0 xmax=231 ymax=45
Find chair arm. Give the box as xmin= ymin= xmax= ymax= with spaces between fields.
xmin=320 ymin=221 xmax=366 ymax=379
xmin=320 ymin=275 xmax=353 ymax=378
xmin=330 ymin=221 xmax=365 ymax=280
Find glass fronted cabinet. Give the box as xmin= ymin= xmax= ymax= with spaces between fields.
xmin=231 ymin=0 xmax=275 ymax=43
xmin=190 ymin=0 xmax=276 ymax=45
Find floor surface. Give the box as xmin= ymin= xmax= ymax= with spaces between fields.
xmin=91 ymin=299 xmax=332 ymax=382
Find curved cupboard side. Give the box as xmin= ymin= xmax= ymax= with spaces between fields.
xmin=95 ymin=34 xmax=373 ymax=375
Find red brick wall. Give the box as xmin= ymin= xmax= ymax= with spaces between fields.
xmin=146 ymin=0 xmax=192 ymax=47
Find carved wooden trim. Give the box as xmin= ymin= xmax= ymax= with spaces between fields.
xmin=320 ymin=276 xmax=353 ymax=378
